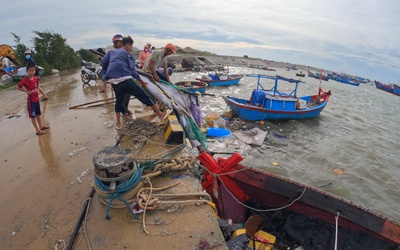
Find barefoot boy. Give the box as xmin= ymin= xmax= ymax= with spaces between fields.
xmin=16 ymin=62 xmax=50 ymax=135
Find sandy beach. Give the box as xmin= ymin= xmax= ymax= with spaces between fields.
xmin=0 ymin=69 xmax=227 ymax=249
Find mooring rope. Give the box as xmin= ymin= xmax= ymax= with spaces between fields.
xmin=94 ymin=166 xmax=143 ymax=219
xmin=94 ymin=156 xmax=199 ymax=219
xmin=113 ymin=119 xmax=160 ymax=154
xmin=335 ymin=211 xmax=340 ymax=250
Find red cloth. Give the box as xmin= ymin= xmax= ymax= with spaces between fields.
xmin=17 ymin=76 xmax=39 ymax=103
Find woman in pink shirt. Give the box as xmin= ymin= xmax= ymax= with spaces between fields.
xmin=139 ymin=45 xmax=150 ymax=68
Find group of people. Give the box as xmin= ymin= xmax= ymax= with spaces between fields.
xmin=16 ymin=34 xmax=176 ymax=135
xmin=99 ymin=34 xmax=176 ymax=129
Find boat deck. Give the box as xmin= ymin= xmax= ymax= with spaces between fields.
xmin=77 ymin=173 xmax=227 ymax=250
xmin=70 ymin=105 xmax=227 ymax=250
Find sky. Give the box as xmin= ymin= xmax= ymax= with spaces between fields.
xmin=1 ymin=0 xmax=400 ymax=83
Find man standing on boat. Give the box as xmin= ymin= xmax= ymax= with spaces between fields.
xmin=143 ymin=43 xmax=176 ymax=83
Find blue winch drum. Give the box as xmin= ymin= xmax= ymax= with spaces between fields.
xmin=251 ymin=90 xmax=266 ymax=106
xmin=208 ymin=74 xmax=219 ymax=80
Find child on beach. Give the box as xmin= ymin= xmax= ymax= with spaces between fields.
xmin=16 ymin=62 xmax=50 ymax=135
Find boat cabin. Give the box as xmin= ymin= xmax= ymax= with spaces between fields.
xmin=248 ymin=74 xmax=306 ymax=110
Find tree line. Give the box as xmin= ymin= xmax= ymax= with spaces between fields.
xmin=11 ymin=31 xmax=98 ymax=75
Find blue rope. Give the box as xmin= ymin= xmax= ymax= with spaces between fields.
xmin=95 ymin=166 xmax=143 ymax=220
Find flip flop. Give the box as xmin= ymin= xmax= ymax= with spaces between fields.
xmin=36 ymin=131 xmax=46 ymax=136
xmin=40 ymin=126 xmax=50 ymax=130
xmin=114 ymin=124 xmax=123 ymax=130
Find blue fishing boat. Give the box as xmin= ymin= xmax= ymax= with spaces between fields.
xmin=196 ymin=74 xmax=243 ymax=87
xmin=307 ymin=70 xmax=329 ymax=81
xmin=374 ymin=81 xmax=385 ymax=90
xmin=328 ymin=72 xmax=361 ymax=86
xmin=393 ymin=84 xmax=400 ymax=96
xmin=196 ymin=64 xmax=243 ymax=86
xmin=375 ymin=81 xmax=394 ymax=93
xmin=174 ymin=80 xmax=208 ymax=93
xmin=223 ymin=74 xmax=331 ymax=121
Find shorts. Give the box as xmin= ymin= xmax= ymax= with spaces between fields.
xmin=112 ymin=79 xmax=156 ymax=114
xmin=28 ymin=101 xmax=41 ymax=118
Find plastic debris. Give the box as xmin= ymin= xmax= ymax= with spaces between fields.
xmin=76 ymin=169 xmax=90 ymax=184
xmin=68 ymin=147 xmax=87 ymax=157
xmin=333 ymin=168 xmax=345 ymax=175
xmin=233 ymin=127 xmax=267 ymax=146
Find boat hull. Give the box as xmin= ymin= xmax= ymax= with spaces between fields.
xmin=375 ymin=81 xmax=395 ymax=94
xmin=197 ymin=75 xmax=243 ymax=86
xmin=174 ymin=80 xmax=207 ymax=93
xmin=198 ymin=152 xmax=400 ymax=249
xmin=393 ymin=85 xmax=400 ymax=96
xmin=223 ymin=94 xmax=329 ymax=121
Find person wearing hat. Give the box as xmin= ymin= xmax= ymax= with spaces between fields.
xmin=146 ymin=42 xmax=152 ymax=53
xmin=100 ymin=34 xmax=123 ymax=93
xmin=100 ymin=35 xmax=166 ymax=129
xmin=24 ymin=49 xmax=40 ymax=77
xmin=24 ymin=49 xmax=48 ymax=100
xmin=142 ymin=43 xmax=176 ymax=83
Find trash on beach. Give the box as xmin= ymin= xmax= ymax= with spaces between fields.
xmin=6 ymin=114 xmax=21 ymax=119
xmin=207 ymin=127 xmax=231 ymax=137
xmin=233 ymin=127 xmax=267 ymax=146
xmin=130 ymin=202 xmax=144 ymax=214
xmin=273 ymin=162 xmax=279 ymax=166
xmin=76 ymin=169 xmax=90 ymax=184
xmin=272 ymin=129 xmax=286 ymax=138
xmin=68 ymin=147 xmax=87 ymax=157
xmin=333 ymin=168 xmax=345 ymax=175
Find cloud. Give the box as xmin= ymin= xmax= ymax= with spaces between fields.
xmin=1 ymin=0 xmax=400 ymax=82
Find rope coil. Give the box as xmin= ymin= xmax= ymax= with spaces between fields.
xmin=94 ymin=166 xmax=143 ymax=219
xmin=94 ymin=156 xmax=203 ymax=219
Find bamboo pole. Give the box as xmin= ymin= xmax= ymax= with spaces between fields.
xmin=68 ymin=97 xmax=116 ymax=109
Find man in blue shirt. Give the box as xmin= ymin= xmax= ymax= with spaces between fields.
xmin=100 ymin=35 xmax=166 ymax=129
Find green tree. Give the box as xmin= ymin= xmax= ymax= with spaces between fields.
xmin=11 ymin=31 xmax=81 ymax=74
xmin=11 ymin=32 xmax=27 ymax=66
xmin=77 ymin=48 xmax=99 ymax=63
xmin=32 ymin=30 xmax=80 ymax=72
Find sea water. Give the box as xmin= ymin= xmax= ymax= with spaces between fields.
xmin=173 ymin=67 xmax=400 ymax=222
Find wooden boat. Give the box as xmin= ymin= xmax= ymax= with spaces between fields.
xmin=4 ymin=66 xmax=44 ymax=81
xmin=197 ymin=152 xmax=400 ymax=250
xmin=393 ymin=84 xmax=400 ymax=96
xmin=375 ymin=80 xmax=385 ymax=90
xmin=196 ymin=74 xmax=243 ymax=87
xmin=174 ymin=80 xmax=208 ymax=93
xmin=328 ymin=73 xmax=361 ymax=86
xmin=307 ymin=70 xmax=329 ymax=81
xmin=375 ymin=81 xmax=394 ymax=94
xmin=196 ymin=65 xmax=243 ymax=86
xmin=223 ymin=74 xmax=331 ymax=121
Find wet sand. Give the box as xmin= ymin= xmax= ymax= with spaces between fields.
xmin=0 ymin=69 xmax=227 ymax=249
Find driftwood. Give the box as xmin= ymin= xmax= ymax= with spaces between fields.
xmin=68 ymin=97 xmax=116 ymax=109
